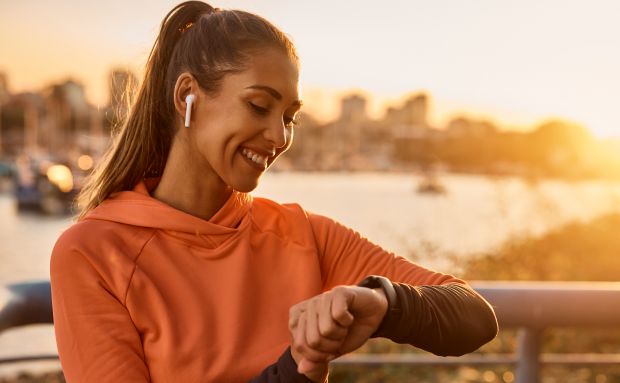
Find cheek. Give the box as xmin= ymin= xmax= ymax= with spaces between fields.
xmin=190 ymin=123 xmax=223 ymax=161
xmin=192 ymin=107 xmax=257 ymax=159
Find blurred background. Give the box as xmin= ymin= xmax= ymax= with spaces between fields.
xmin=1 ymin=0 xmax=619 ymax=382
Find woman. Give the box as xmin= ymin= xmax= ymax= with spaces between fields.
xmin=50 ymin=2 xmax=498 ymax=382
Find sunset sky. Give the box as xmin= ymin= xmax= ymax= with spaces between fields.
xmin=1 ymin=0 xmax=619 ymax=138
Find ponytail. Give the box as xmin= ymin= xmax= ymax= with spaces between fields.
xmin=77 ymin=1 xmax=297 ymax=219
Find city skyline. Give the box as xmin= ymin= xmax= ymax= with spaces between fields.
xmin=1 ymin=1 xmax=619 ymax=138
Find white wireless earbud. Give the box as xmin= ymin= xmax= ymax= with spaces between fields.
xmin=184 ymin=94 xmax=195 ymax=128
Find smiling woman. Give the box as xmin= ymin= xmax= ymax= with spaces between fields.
xmin=49 ymin=1 xmax=498 ymax=382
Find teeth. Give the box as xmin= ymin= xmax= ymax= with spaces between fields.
xmin=242 ymin=148 xmax=267 ymax=165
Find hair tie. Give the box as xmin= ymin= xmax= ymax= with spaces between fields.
xmin=178 ymin=21 xmax=194 ymax=34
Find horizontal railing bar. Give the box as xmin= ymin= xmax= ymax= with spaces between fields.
xmin=0 ymin=354 xmax=59 ymax=365
xmin=5 ymin=353 xmax=619 ymax=368
xmin=471 ymin=281 xmax=620 ymax=327
xmin=332 ymin=353 xmax=620 ymax=367
xmin=541 ymin=353 xmax=620 ymax=365
xmin=5 ymin=353 xmax=620 ymax=367
xmin=332 ymin=354 xmax=516 ymax=366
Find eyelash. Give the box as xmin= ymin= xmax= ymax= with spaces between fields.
xmin=249 ymin=102 xmax=298 ymax=127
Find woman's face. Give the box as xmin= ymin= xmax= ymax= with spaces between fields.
xmin=187 ymin=49 xmax=301 ymax=193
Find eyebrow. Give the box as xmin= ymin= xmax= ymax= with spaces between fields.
xmin=246 ymin=85 xmax=303 ymax=107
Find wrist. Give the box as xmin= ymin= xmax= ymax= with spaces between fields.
xmin=358 ymin=275 xmax=402 ymax=337
xmin=371 ymin=287 xmax=388 ymax=321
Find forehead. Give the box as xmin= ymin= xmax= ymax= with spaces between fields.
xmin=222 ymin=49 xmax=300 ymax=101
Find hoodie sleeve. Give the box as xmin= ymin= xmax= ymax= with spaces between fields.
xmin=308 ymin=212 xmax=498 ymax=355
xmin=50 ymin=235 xmax=152 ymax=383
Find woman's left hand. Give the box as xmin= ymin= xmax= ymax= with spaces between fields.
xmin=288 ymin=285 xmax=388 ymax=374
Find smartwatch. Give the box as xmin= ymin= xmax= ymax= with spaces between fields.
xmin=358 ymin=275 xmax=402 ymax=337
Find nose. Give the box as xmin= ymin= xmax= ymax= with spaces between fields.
xmin=263 ymin=118 xmax=288 ymax=149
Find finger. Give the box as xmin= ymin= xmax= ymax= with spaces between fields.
xmin=293 ymin=311 xmax=307 ymax=349
xmin=304 ymin=302 xmax=320 ymax=348
xmin=331 ymin=290 xmax=355 ymax=327
xmin=293 ymin=312 xmax=333 ymax=363
xmin=305 ymin=300 xmax=342 ymax=354
xmin=318 ymin=294 xmax=348 ymax=341
xmin=288 ymin=304 xmax=305 ymax=330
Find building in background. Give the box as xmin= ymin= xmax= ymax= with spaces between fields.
xmin=388 ymin=93 xmax=436 ymax=166
xmin=0 ymin=73 xmax=9 ymax=102
xmin=0 ymin=72 xmax=9 ymax=158
xmin=0 ymin=76 xmax=108 ymax=162
xmin=318 ymin=94 xmax=370 ymax=169
xmin=43 ymin=80 xmax=95 ymax=156
xmin=339 ymin=94 xmax=367 ymax=125
xmin=389 ymin=93 xmax=428 ymax=127
xmin=0 ymin=92 xmax=46 ymax=158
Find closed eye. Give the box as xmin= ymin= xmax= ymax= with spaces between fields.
xmin=248 ymin=102 xmax=269 ymax=115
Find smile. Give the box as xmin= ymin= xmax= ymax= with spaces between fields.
xmin=241 ymin=147 xmax=269 ymax=168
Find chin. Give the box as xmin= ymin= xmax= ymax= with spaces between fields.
xmin=232 ymin=176 xmax=262 ymax=193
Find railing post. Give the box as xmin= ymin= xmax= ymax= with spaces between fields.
xmin=515 ymin=327 xmax=542 ymax=383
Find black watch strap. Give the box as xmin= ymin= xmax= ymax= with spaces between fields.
xmin=358 ymin=275 xmax=402 ymax=337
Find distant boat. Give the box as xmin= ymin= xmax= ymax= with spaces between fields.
xmin=416 ymin=173 xmax=447 ymax=195
xmin=13 ymin=156 xmax=77 ymax=215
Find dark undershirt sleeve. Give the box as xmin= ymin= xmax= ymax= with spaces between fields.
xmin=249 ymin=283 xmax=497 ymax=382
xmin=373 ymin=282 xmax=498 ymax=357
xmin=249 ymin=347 xmax=314 ymax=383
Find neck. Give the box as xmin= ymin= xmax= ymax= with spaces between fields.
xmin=152 ymin=135 xmax=233 ymax=221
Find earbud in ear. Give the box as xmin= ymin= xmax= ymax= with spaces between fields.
xmin=184 ymin=94 xmax=195 ymax=128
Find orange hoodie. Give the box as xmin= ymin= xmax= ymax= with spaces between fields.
xmin=50 ymin=179 xmax=467 ymax=382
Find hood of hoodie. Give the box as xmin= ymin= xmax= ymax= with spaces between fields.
xmin=84 ymin=178 xmax=253 ymax=248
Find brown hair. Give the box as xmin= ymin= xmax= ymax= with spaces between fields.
xmin=77 ymin=1 xmax=298 ymax=218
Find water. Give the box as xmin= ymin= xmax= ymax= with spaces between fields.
xmin=1 ymin=172 xmax=620 ymax=376
xmin=255 ymin=173 xmax=620 ymax=263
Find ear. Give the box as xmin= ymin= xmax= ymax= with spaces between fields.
xmin=173 ymin=72 xmax=197 ymax=126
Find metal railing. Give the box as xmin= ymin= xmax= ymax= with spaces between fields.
xmin=3 ymin=281 xmax=620 ymax=382
xmin=0 ymin=281 xmax=58 ymax=365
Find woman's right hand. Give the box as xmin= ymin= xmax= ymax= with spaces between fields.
xmin=288 ymin=285 xmax=388 ymax=381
